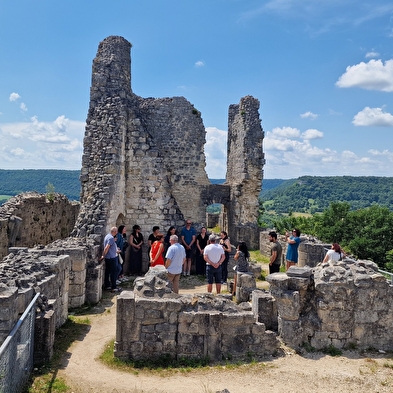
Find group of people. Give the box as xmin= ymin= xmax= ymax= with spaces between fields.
xmin=102 ymin=221 xmax=345 ymax=295
xmin=101 ymin=220 xmax=248 ymax=295
xmin=267 ymin=228 xmax=345 ymax=272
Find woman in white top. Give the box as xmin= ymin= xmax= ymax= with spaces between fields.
xmin=323 ymin=243 xmax=345 ymax=263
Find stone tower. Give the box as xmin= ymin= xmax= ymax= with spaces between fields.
xmin=72 ymin=36 xmax=264 ymax=250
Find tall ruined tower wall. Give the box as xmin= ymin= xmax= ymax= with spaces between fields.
xmin=73 ymin=36 xmax=211 ymax=241
xmin=73 ymin=35 xmax=264 ymax=250
xmin=226 ymin=96 xmax=265 ymax=248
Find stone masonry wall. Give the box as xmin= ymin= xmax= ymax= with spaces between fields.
xmin=267 ymin=259 xmax=393 ymax=351
xmin=115 ymin=267 xmax=279 ymax=362
xmin=0 ymin=237 xmax=101 ymax=357
xmin=227 ymin=97 xmax=265 ymax=249
xmin=73 ymin=35 xmax=264 ymax=252
xmin=0 ymin=192 xmax=80 ymax=259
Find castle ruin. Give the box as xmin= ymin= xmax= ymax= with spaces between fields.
xmin=71 ymin=35 xmax=265 ymax=250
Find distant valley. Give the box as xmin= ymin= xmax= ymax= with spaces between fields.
xmin=1 ymin=171 xmax=391 ymax=213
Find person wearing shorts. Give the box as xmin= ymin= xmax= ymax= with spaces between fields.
xmin=203 ymin=234 xmax=225 ymax=294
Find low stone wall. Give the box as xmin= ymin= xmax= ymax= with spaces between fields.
xmin=0 ymin=192 xmax=80 ymax=259
xmin=0 ymin=238 xmax=101 ymax=355
xmin=267 ymin=258 xmax=393 ymax=351
xmin=115 ymin=267 xmax=279 ymax=362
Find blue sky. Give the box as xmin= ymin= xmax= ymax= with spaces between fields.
xmin=1 ymin=1 xmax=393 ymax=180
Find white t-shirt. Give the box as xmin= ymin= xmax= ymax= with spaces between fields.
xmin=203 ymin=243 xmax=224 ymax=264
xmin=325 ymin=249 xmax=343 ymax=262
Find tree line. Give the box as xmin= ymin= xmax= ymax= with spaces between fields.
xmin=267 ymin=202 xmax=393 ymax=273
xmin=0 ymin=169 xmax=80 ymax=203
xmin=261 ymin=175 xmax=393 ymax=213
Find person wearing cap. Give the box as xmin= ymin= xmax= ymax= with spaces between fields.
xmin=203 ymin=234 xmax=225 ymax=294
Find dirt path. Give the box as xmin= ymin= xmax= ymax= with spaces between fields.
xmin=58 ymin=279 xmax=393 ymax=393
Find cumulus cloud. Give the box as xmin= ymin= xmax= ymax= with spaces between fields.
xmin=0 ymin=116 xmax=85 ymax=169
xmin=204 ymin=127 xmax=227 ymax=178
xmin=300 ymin=111 xmax=318 ymax=120
xmin=301 ymin=129 xmax=324 ymax=139
xmin=271 ymin=126 xmax=301 ymax=138
xmin=20 ymin=102 xmax=28 ymax=112
xmin=261 ymin=122 xmax=393 ymax=178
xmin=195 ymin=61 xmax=205 ymax=67
xmin=9 ymin=92 xmax=21 ymax=101
xmin=352 ymin=107 xmax=393 ymax=126
xmin=336 ymin=59 xmax=393 ymax=92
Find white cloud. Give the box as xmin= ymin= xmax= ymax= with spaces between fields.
xmin=300 ymin=111 xmax=318 ymax=120
xmin=9 ymin=147 xmax=26 ymax=157
xmin=271 ymin=126 xmax=301 ymax=138
xmin=352 ymin=107 xmax=393 ymax=126
xmin=261 ymin=123 xmax=393 ymax=179
xmin=336 ymin=59 xmax=393 ymax=92
xmin=195 ymin=61 xmax=205 ymax=67
xmin=301 ymin=129 xmax=324 ymax=139
xmin=20 ymin=102 xmax=28 ymax=112
xmin=9 ymin=92 xmax=21 ymax=101
xmin=204 ymin=127 xmax=227 ymax=178
xmin=365 ymin=51 xmax=379 ymax=58
xmin=0 ymin=116 xmax=85 ymax=169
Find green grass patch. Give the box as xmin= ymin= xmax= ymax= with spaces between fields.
xmin=26 ymin=316 xmax=91 ymax=393
xmin=322 ymin=344 xmax=342 ymax=357
xmin=100 ymin=340 xmax=210 ymax=372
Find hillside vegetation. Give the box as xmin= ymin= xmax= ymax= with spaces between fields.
xmin=0 ymin=169 xmax=80 ymax=203
xmin=261 ymin=175 xmax=393 ymax=213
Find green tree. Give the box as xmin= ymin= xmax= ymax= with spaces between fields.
xmin=46 ymin=182 xmax=55 ymax=202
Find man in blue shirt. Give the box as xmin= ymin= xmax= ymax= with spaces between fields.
xmin=180 ymin=220 xmax=196 ymax=276
xmin=102 ymin=226 xmax=121 ymax=292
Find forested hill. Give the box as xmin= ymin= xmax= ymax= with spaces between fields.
xmin=261 ymin=175 xmax=393 ymax=213
xmin=0 ymin=169 xmax=81 ymax=202
xmin=2 ymin=171 xmax=392 ymax=213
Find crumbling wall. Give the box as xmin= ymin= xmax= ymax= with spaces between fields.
xmin=73 ymin=35 xmax=264 ymax=251
xmin=115 ymin=267 xmax=279 ymax=362
xmin=267 ymin=259 xmax=393 ymax=351
xmin=0 ymin=192 xmax=79 ymax=259
xmin=227 ymin=97 xmax=265 ymax=249
xmin=0 ymin=238 xmax=101 ymax=348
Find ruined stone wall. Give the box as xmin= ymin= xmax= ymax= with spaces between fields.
xmin=115 ymin=267 xmax=279 ymax=362
xmin=0 ymin=238 xmax=101 ymax=347
xmin=0 ymin=192 xmax=80 ymax=259
xmin=267 ymin=259 xmax=393 ymax=351
xmin=73 ymin=35 xmax=264 ymax=252
xmin=227 ymin=97 xmax=265 ymax=249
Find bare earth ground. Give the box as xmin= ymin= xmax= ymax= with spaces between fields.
xmin=58 ymin=277 xmax=393 ymax=393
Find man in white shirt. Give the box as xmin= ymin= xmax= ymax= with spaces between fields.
xmin=165 ymin=235 xmax=186 ymax=294
xmin=203 ymin=234 xmax=225 ymax=294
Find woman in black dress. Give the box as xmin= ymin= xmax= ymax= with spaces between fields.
xmin=128 ymin=224 xmax=144 ymax=275
xmin=196 ymin=227 xmax=208 ymax=275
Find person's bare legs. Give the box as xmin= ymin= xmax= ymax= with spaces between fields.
xmin=286 ymin=260 xmax=296 ymax=270
xmin=232 ymin=274 xmax=237 ymax=295
xmin=216 ymin=283 xmax=221 ymax=294
xmin=207 ymin=283 xmax=213 ymax=292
